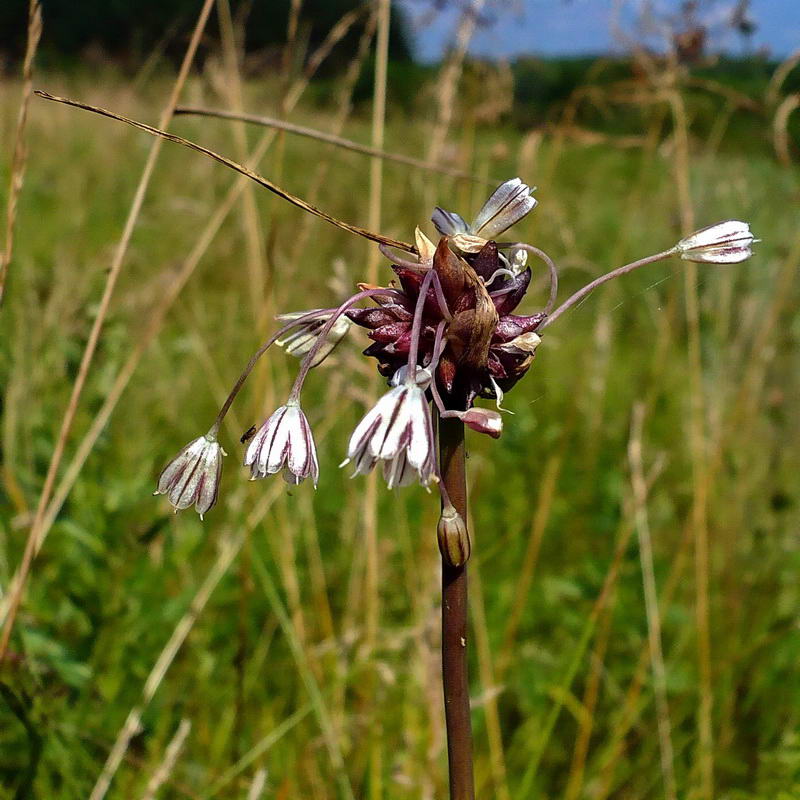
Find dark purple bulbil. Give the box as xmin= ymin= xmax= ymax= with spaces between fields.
xmin=347 ymin=238 xmax=545 ymax=408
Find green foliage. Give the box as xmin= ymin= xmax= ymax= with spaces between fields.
xmin=0 ymin=64 xmax=799 ymax=799
xmin=0 ymin=0 xmax=412 ymax=69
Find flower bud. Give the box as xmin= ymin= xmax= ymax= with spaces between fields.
xmin=437 ymin=505 xmax=471 ymax=567
xmin=676 ymin=220 xmax=755 ymax=264
xmin=455 ymin=407 xmax=503 ymax=438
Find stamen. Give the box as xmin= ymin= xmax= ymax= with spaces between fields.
xmin=484 ymin=268 xmax=516 ymax=288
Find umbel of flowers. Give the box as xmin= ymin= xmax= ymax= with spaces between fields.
xmin=155 ymin=179 xmax=756 ymax=537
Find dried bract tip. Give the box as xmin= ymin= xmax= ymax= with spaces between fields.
xmin=437 ymin=505 xmax=471 ymax=567
xmin=275 ymin=310 xmax=352 ymax=367
xmin=497 ymin=331 xmax=541 ymax=356
xmin=245 ymin=402 xmax=319 ymax=487
xmin=414 ymin=227 xmax=437 ymax=263
xmin=677 ymin=220 xmax=756 ymax=264
xmin=450 ymin=233 xmax=490 ymax=254
xmin=155 ymin=434 xmax=224 ymax=518
xmin=457 ymin=407 xmax=503 ymax=439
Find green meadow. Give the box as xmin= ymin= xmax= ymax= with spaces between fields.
xmin=1 ymin=58 xmax=799 ymax=799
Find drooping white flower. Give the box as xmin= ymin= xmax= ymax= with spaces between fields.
xmin=245 ymin=402 xmax=319 ymax=486
xmin=342 ymin=368 xmax=437 ymax=489
xmin=155 ymin=434 xmax=224 ymax=518
xmin=432 ymin=178 xmax=537 ymax=242
xmin=676 ymin=220 xmax=756 ymax=264
xmin=275 ymin=310 xmax=352 ymax=367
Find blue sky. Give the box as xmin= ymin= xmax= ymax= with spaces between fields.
xmin=398 ymin=0 xmax=800 ymax=61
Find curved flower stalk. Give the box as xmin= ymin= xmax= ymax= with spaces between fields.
xmin=275 ymin=309 xmax=352 ymax=366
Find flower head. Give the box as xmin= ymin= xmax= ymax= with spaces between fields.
xmin=342 ymin=368 xmax=437 ymax=489
xmin=432 ymin=178 xmax=537 ymax=243
xmin=677 ymin=220 xmax=756 ymax=264
xmin=155 ymin=434 xmax=224 ymax=518
xmin=348 ymin=237 xmax=545 ymax=406
xmin=245 ymin=402 xmax=319 ymax=486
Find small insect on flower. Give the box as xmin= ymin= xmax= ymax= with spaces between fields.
xmin=245 ymin=402 xmax=319 ymax=487
xmin=240 ymin=425 xmax=257 ymax=444
xmin=342 ymin=366 xmax=437 ymax=489
xmin=676 ymin=220 xmax=756 ymax=264
xmin=155 ymin=434 xmax=224 ymax=519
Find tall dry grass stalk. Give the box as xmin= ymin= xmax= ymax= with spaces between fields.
xmin=667 ymin=77 xmax=715 ymax=800
xmin=364 ymin=2 xmax=390 ymax=794
xmin=88 ymin=529 xmax=246 ymax=800
xmin=515 ymin=460 xmax=663 ymax=798
xmin=0 ymin=0 xmax=42 ymax=307
xmin=628 ymin=403 xmax=677 ymax=800
xmin=0 ymin=0 xmax=217 ymax=663
xmin=215 ymin=0 xmax=268 ymax=327
xmin=91 ymin=397 xmax=353 ymax=798
xmin=0 ymin=0 xmax=369 ymax=632
xmin=138 ymin=719 xmax=192 ymax=800
xmin=426 ymin=0 xmax=486 ymax=166
xmin=174 ymin=105 xmax=490 ymax=182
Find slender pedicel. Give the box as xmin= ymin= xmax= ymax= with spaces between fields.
xmin=508 ymin=243 xmax=559 ymax=314
xmin=427 ymin=321 xmax=449 ymax=416
xmin=288 ymin=288 xmax=398 ymax=401
xmin=209 ymin=308 xmax=338 ymax=436
xmin=541 ymin=248 xmax=677 ymax=329
xmin=406 ymin=269 xmax=437 ymax=374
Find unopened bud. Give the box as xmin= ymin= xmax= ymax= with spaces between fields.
xmin=459 ymin=407 xmax=503 ymax=439
xmin=437 ymin=505 xmax=471 ymax=567
xmin=676 ymin=220 xmax=755 ymax=264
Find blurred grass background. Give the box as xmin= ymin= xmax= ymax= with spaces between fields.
xmin=1 ymin=3 xmax=800 ymax=797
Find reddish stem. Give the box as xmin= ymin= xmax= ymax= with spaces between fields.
xmin=438 ymin=413 xmax=475 ymax=800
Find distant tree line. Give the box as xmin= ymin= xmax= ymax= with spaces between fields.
xmin=0 ymin=0 xmax=412 ymax=70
